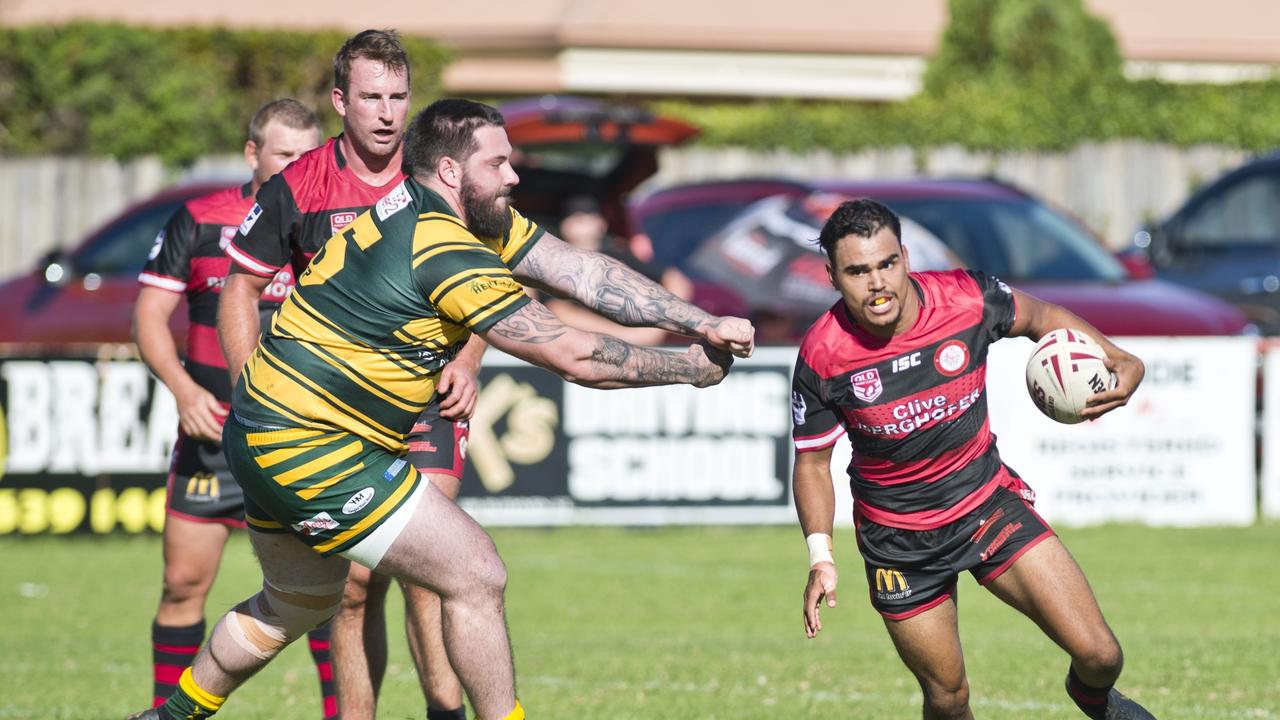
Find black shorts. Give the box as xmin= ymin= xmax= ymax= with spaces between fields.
xmin=165 ymin=430 xmax=246 ymax=526
xmin=856 ymin=485 xmax=1055 ymax=620
xmin=406 ymin=403 xmax=469 ymax=478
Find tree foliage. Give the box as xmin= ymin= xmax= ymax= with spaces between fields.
xmin=0 ymin=23 xmax=449 ymax=164
xmin=659 ymin=0 xmax=1280 ymax=154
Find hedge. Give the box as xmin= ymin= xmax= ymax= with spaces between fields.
xmin=0 ymin=23 xmax=449 ymax=164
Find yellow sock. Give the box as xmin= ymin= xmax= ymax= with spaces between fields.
xmin=500 ymin=700 xmax=525 ymax=720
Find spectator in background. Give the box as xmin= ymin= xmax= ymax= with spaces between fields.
xmin=543 ymin=194 xmax=694 ymax=345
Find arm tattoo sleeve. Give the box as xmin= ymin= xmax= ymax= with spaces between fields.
xmin=588 ymin=336 xmax=720 ymax=388
xmin=519 ymin=239 xmax=713 ymax=335
xmin=488 ymin=301 xmax=568 ymax=344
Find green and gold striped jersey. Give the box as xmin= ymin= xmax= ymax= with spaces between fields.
xmin=232 ymin=178 xmax=542 ymax=451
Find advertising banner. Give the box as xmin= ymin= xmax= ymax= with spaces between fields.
xmin=0 ymin=339 xmax=1259 ymax=533
xmin=0 ymin=348 xmax=177 ymax=534
xmin=985 ymin=337 xmax=1256 ymax=527
xmin=1260 ymin=344 xmax=1280 ymax=519
xmin=458 ymin=348 xmax=797 ymax=526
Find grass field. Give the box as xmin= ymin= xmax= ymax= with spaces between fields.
xmin=2 ymin=524 xmax=1278 ymax=719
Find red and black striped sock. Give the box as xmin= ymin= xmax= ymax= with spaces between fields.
xmin=307 ymin=623 xmax=339 ymax=720
xmin=152 ymin=620 xmax=205 ymax=707
xmin=1065 ymin=665 xmax=1112 ymax=720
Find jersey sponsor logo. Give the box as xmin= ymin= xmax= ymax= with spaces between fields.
xmin=341 ymin=487 xmax=375 ymax=515
xmin=184 ymin=472 xmax=220 ymax=503
xmin=979 ymin=520 xmax=1023 ymax=562
xmin=330 ymin=211 xmax=358 ymax=235
xmin=891 ymin=352 xmax=922 ymax=373
xmin=874 ymin=568 xmax=912 ymax=600
xmin=383 ymin=457 xmax=407 ymax=482
xmin=293 ymin=512 xmax=338 ymax=536
xmin=219 ymin=226 xmax=238 ymax=250
xmin=854 ymin=387 xmax=982 ymax=436
xmin=850 ymin=368 xmax=883 ymax=402
xmin=375 ymin=181 xmax=411 ymax=221
xmin=468 ymin=276 xmax=521 ymax=295
xmin=148 ymin=230 xmax=165 ymax=260
xmin=791 ymin=391 xmax=807 ymax=426
xmin=934 ymin=340 xmax=970 ymax=376
xmin=239 ymin=203 xmax=263 ymax=235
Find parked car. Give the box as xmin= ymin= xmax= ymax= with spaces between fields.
xmin=501 ymin=95 xmax=699 ymax=238
xmin=1130 ymin=153 xmax=1280 ymax=334
xmin=629 ymin=177 xmax=1251 ymax=339
xmin=0 ymin=182 xmax=230 ymax=346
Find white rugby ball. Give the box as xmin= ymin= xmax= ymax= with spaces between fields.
xmin=1025 ymin=328 xmax=1115 ymax=424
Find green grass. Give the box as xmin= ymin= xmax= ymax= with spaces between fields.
xmin=2 ymin=524 xmax=1278 ymax=719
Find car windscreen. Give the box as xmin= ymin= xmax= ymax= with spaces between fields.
xmin=887 ymin=197 xmax=1127 ymax=282
xmin=70 ymin=199 xmax=185 ymax=277
xmin=639 ymin=201 xmax=763 ymax=270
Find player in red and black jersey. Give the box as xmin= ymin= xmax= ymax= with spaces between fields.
xmin=217 ymin=30 xmax=475 ymax=720
xmin=792 ymin=199 xmax=1156 ymax=720
xmin=133 ymin=99 xmax=331 ymax=714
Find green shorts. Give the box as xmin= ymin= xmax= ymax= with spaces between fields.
xmin=223 ymin=412 xmax=422 ymax=559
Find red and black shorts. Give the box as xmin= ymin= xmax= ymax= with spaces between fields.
xmin=165 ymin=431 xmax=246 ymax=526
xmin=406 ymin=403 xmax=470 ymax=479
xmin=855 ymin=484 xmax=1055 ymax=620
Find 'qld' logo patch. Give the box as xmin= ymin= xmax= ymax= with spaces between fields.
xmin=850 ymin=368 xmax=883 ymax=402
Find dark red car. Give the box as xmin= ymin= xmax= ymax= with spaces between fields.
xmin=628 ymin=177 xmax=1251 ymax=338
xmin=0 ymin=182 xmax=231 ymax=346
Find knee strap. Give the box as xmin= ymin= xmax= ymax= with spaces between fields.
xmin=225 ymin=581 xmax=344 ymax=660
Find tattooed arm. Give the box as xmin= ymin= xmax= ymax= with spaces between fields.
xmin=478 ymin=298 xmax=733 ymax=389
xmin=514 ymin=233 xmax=756 ymax=357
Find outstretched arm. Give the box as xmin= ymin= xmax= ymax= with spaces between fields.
xmin=1009 ymin=288 xmax=1145 ymax=419
xmin=478 ymin=298 xmax=732 ymax=389
xmin=513 ymin=234 xmax=754 ymax=356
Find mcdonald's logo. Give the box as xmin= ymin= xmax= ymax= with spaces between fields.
xmin=875 ymin=568 xmax=909 ymax=594
xmin=185 ymin=473 xmax=220 ymax=501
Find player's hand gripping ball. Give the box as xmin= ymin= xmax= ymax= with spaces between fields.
xmin=1025 ymin=328 xmax=1116 ymax=424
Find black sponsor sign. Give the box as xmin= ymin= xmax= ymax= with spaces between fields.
xmin=2 ymin=348 xmax=800 ymax=534
xmin=0 ymin=347 xmax=174 ymax=535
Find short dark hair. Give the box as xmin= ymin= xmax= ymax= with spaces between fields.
xmin=816 ymin=198 xmax=902 ymax=256
xmin=247 ymin=98 xmax=319 ymax=146
xmin=333 ymin=29 xmax=410 ymax=95
xmin=402 ymin=99 xmax=507 ymax=177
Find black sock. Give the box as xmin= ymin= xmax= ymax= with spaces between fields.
xmin=307 ymin=622 xmax=339 ymax=720
xmin=427 ymin=707 xmax=467 ymax=720
xmin=152 ymin=621 xmax=205 ymax=707
xmin=1065 ymin=665 xmax=1112 ymax=720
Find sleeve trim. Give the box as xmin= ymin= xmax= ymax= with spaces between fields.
xmin=138 ymin=272 xmax=187 ymax=293
xmin=794 ymin=424 xmax=845 ymax=452
xmin=226 ymin=242 xmax=281 ymax=277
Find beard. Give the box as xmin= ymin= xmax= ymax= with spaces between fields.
xmin=461 ymin=176 xmax=513 ymax=239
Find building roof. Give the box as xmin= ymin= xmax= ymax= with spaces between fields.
xmin=5 ymin=0 xmax=1277 ymax=96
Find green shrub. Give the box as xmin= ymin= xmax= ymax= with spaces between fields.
xmin=0 ymin=23 xmax=449 ymax=164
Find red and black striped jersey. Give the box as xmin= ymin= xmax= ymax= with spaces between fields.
xmin=791 ymin=270 xmax=1020 ymax=530
xmin=226 ymin=136 xmax=405 ymax=279
xmin=138 ymin=183 xmax=294 ymax=403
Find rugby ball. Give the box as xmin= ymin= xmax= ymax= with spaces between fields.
xmin=1025 ymin=328 xmax=1115 ymax=424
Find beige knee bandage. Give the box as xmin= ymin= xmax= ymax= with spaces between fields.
xmin=225 ymin=579 xmax=345 ymax=660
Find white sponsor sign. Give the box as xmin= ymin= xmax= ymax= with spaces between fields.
xmin=985 ymin=337 xmax=1256 ymax=527
xmin=1259 ymin=345 xmax=1280 ymax=519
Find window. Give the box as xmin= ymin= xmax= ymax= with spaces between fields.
xmin=1181 ymin=173 xmax=1280 ymax=247
xmin=72 ymin=200 xmax=185 ymax=277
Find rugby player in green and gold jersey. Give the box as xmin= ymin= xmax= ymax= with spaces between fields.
xmin=130 ymin=98 xmax=754 ymax=720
